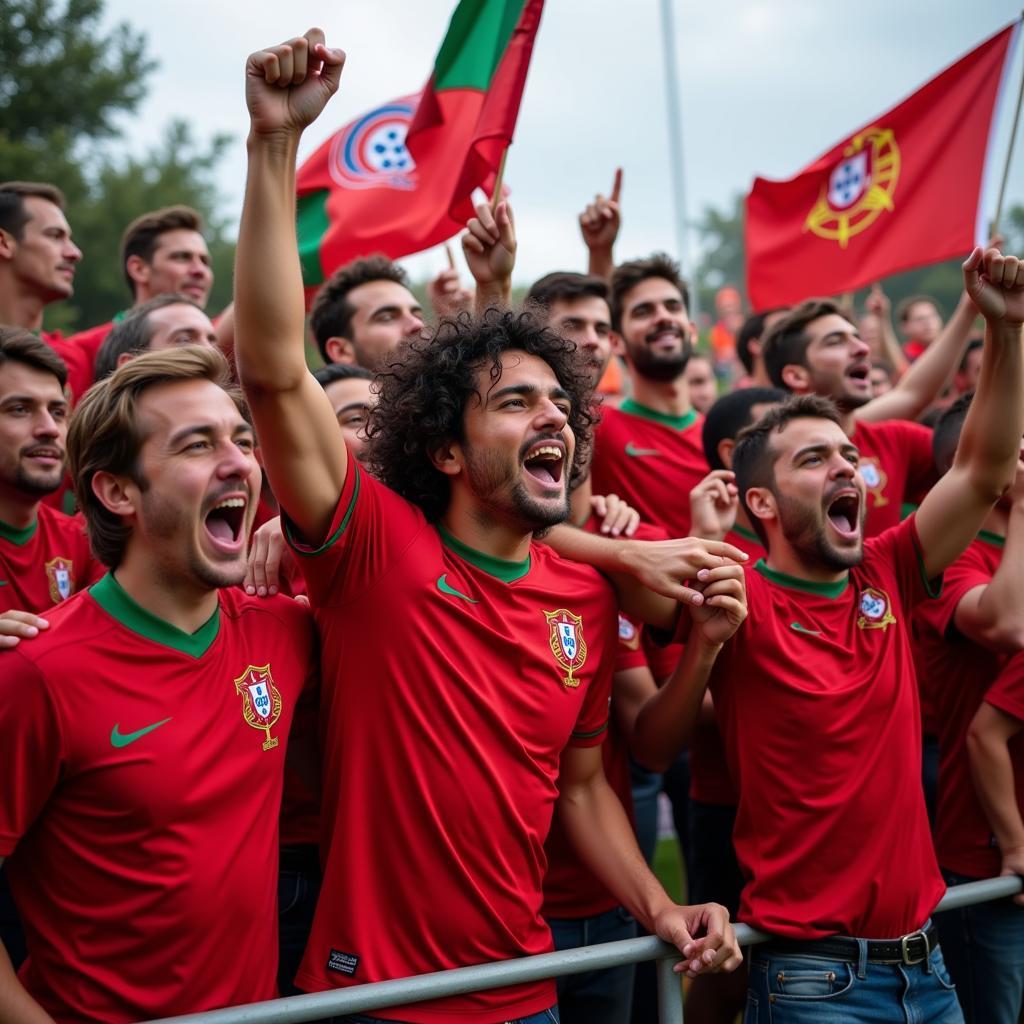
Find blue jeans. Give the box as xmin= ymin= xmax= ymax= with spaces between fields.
xmin=335 ymin=1010 xmax=559 ymax=1023
xmin=547 ymin=906 xmax=636 ymax=1024
xmin=745 ymin=941 xmax=963 ymax=1023
xmin=935 ymin=869 xmax=1024 ymax=1024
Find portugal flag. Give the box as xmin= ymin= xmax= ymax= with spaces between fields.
xmin=296 ymin=0 xmax=543 ymax=291
xmin=745 ymin=21 xmax=1021 ymax=310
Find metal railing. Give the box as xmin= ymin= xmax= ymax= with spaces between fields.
xmin=148 ymin=875 xmax=1023 ymax=1024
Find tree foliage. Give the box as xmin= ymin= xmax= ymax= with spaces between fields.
xmin=0 ymin=0 xmax=233 ymax=333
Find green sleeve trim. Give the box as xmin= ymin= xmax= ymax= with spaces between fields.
xmin=619 ymin=398 xmax=697 ymax=432
xmin=754 ymin=559 xmax=849 ymax=599
xmin=732 ymin=523 xmax=761 ymax=545
xmin=571 ymin=719 xmax=609 ymax=742
xmin=90 ymin=573 xmax=219 ymax=658
xmin=0 ymin=518 xmax=38 ymax=546
xmin=286 ymin=467 xmax=361 ymax=558
xmin=914 ymin=540 xmax=943 ymax=599
xmin=978 ymin=529 xmax=1006 ymax=549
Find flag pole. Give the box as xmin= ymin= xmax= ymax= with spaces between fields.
xmin=659 ymin=0 xmax=698 ymax=320
xmin=992 ymin=16 xmax=1024 ymax=236
xmin=491 ymin=148 xmax=509 ymax=214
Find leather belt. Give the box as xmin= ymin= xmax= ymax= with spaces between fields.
xmin=761 ymin=921 xmax=938 ymax=966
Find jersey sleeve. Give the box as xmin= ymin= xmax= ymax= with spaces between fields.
xmin=984 ymin=650 xmax=1024 ymax=723
xmin=913 ymin=540 xmax=993 ymax=641
xmin=614 ymin=613 xmax=649 ymax=673
xmin=865 ymin=514 xmax=941 ymax=613
xmin=569 ymin=599 xmax=617 ymax=748
xmin=283 ymin=462 xmax=426 ymax=609
xmin=0 ymin=652 xmax=64 ymax=856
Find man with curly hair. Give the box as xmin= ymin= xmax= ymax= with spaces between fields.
xmin=234 ymin=30 xmax=743 ymax=1023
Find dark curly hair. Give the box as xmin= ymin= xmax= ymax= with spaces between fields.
xmin=365 ymin=309 xmax=597 ymax=523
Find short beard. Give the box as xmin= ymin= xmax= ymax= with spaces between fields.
xmin=776 ymin=491 xmax=862 ymax=572
xmin=15 ymin=463 xmax=64 ymax=497
xmin=629 ymin=340 xmax=692 ymax=383
xmin=465 ymin=445 xmax=571 ymax=534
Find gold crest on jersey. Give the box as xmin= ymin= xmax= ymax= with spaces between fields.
xmin=44 ymin=556 xmax=74 ymax=603
xmin=234 ymin=663 xmax=283 ymax=751
xmin=545 ymin=609 xmax=588 ymax=688
xmin=857 ymin=588 xmax=897 ymax=631
xmin=859 ymin=458 xmax=889 ymax=508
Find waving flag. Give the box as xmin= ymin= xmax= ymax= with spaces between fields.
xmin=746 ymin=21 xmax=1021 ymax=309
xmin=296 ymin=0 xmax=543 ymax=291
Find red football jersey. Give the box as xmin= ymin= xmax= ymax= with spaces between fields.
xmin=541 ymin=611 xmax=642 ymax=920
xmin=0 ymin=577 xmax=316 ymax=1021
xmin=850 ymin=418 xmax=937 ymax=537
xmin=710 ymin=517 xmax=945 ymax=939
xmin=913 ymin=533 xmax=1009 ymax=877
xmin=589 ymin=400 xmax=708 ymax=539
xmin=64 ymin=319 xmax=115 ymax=379
xmin=979 ymin=650 xmax=1024 ymax=854
xmin=689 ymin=523 xmax=766 ymax=807
xmin=287 ymin=464 xmax=617 ymax=1023
xmin=40 ymin=330 xmax=93 ymax=406
xmin=0 ymin=504 xmax=103 ymax=614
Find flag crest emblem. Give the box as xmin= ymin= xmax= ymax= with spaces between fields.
xmin=45 ymin=556 xmax=74 ymax=603
xmin=233 ymin=663 xmax=283 ymax=751
xmin=545 ymin=608 xmax=588 ymax=688
xmin=328 ymin=98 xmax=419 ymax=191
xmin=805 ymin=126 xmax=900 ymax=248
xmin=857 ymin=587 xmax=898 ymax=631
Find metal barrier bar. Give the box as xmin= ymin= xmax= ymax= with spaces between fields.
xmin=147 ymin=875 xmax=1022 ymax=1024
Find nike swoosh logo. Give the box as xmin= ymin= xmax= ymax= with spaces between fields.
xmin=790 ymin=622 xmax=822 ymax=637
xmin=625 ymin=442 xmax=661 ymax=457
xmin=437 ymin=574 xmax=478 ymax=604
xmin=110 ymin=717 xmax=172 ymax=748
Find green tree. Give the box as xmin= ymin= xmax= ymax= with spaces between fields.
xmin=692 ymin=193 xmax=745 ymax=318
xmin=0 ymin=0 xmax=233 ymax=333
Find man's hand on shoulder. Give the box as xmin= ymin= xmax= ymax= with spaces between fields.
xmin=245 ymin=28 xmax=345 ymax=139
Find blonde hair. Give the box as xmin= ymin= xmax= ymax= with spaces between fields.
xmin=68 ymin=345 xmax=245 ymax=567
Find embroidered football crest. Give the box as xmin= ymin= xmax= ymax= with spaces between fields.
xmin=618 ymin=614 xmax=640 ymax=650
xmin=859 ymin=458 xmax=889 ymax=508
xmin=857 ymin=587 xmax=897 ymax=631
xmin=233 ymin=664 xmax=283 ymax=751
xmin=805 ymin=126 xmax=900 ymax=248
xmin=545 ymin=609 xmax=588 ymax=688
xmin=44 ymin=556 xmax=74 ymax=602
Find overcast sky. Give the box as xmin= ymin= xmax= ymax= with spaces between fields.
xmin=101 ymin=0 xmax=1024 ymax=291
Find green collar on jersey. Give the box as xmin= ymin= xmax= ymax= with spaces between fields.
xmin=754 ymin=559 xmax=849 ymax=599
xmin=0 ymin=517 xmax=38 ymax=546
xmin=978 ymin=529 xmax=1006 ymax=549
xmin=619 ymin=398 xmax=697 ymax=432
xmin=437 ymin=525 xmax=531 ymax=583
xmin=90 ymin=573 xmax=220 ymax=658
xmin=732 ymin=523 xmax=761 ymax=545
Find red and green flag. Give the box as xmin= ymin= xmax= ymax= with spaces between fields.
xmin=296 ymin=0 xmax=544 ymax=294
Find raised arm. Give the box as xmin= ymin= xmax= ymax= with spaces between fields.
xmin=915 ymin=248 xmax=1024 ymax=579
xmin=856 ymin=290 xmax=977 ymax=424
xmin=579 ymin=168 xmax=622 ymax=282
xmin=462 ymin=200 xmax=515 ymax=315
xmin=235 ymin=29 xmax=350 ymax=544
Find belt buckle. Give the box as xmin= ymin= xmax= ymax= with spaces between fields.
xmin=900 ymin=930 xmax=928 ymax=965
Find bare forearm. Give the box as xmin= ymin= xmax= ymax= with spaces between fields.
xmin=559 ymin=775 xmax=673 ymax=930
xmin=632 ymin=637 xmax=721 ymax=771
xmin=878 ymin=314 xmax=908 ymax=378
xmin=0 ymin=943 xmax=53 ymax=1024
xmin=967 ymin=725 xmax=1024 ymax=852
xmin=587 ymin=248 xmax=615 ymax=282
xmin=473 ymin=280 xmax=511 ymax=315
xmin=859 ymin=294 xmax=975 ymax=423
xmin=235 ymin=132 xmax=308 ymax=390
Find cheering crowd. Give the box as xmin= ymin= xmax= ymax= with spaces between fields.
xmin=0 ymin=27 xmax=1023 ymax=1024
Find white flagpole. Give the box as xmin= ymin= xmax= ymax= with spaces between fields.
xmin=659 ymin=0 xmax=699 ymax=320
xmin=992 ymin=19 xmax=1024 ymax=236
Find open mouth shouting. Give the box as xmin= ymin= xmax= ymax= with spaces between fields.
xmin=522 ymin=440 xmax=566 ymax=489
xmin=825 ymin=488 xmax=861 ymax=542
xmin=203 ymin=494 xmax=248 ymax=555
xmin=845 ymin=360 xmax=871 ymax=391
